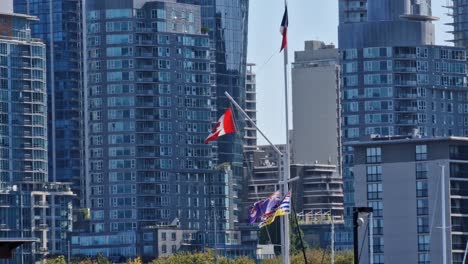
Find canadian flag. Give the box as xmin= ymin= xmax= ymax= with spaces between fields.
xmin=204 ymin=108 xmax=236 ymax=144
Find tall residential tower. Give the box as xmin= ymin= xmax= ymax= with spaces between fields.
xmin=71 ymin=0 xmax=246 ymax=259
xmin=0 ymin=12 xmax=74 ymax=263
xmin=338 ymin=0 xmax=454 ymax=254
xmin=13 ymin=0 xmax=86 ymax=206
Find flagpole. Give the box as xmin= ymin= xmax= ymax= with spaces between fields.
xmin=281 ymin=5 xmax=291 ymax=263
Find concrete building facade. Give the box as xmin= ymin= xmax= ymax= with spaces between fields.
xmin=292 ymin=40 xmax=341 ymax=167
xmin=245 ymin=146 xmax=344 ymax=221
xmin=351 ymin=136 xmax=468 ymax=264
xmin=338 ymin=0 xmax=464 ymax=249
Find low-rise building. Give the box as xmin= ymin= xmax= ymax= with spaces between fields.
xmin=350 ymin=136 xmax=468 ymax=264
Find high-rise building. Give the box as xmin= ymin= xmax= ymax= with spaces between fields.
xmin=292 ymin=40 xmax=340 ymax=166
xmin=182 ymin=0 xmax=249 ymax=204
xmin=0 ymin=12 xmax=74 ymax=263
xmin=338 ymin=0 xmax=459 ymax=250
xmin=447 ymin=0 xmax=468 ymax=47
xmin=242 ymin=144 xmax=346 ymax=249
xmin=350 ymin=136 xmax=468 ymax=264
xmin=245 ymin=145 xmax=344 ymax=220
xmin=244 ymin=63 xmax=257 ymax=152
xmin=13 ymin=0 xmax=85 ymax=207
xmin=71 ymin=0 xmax=245 ymax=259
xmin=339 ymin=0 xmax=436 ymax=49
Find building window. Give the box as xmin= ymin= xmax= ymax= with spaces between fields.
xmin=367 ymin=183 xmax=383 ymax=200
xmin=161 ymin=244 xmax=167 ymax=253
xmin=417 ymin=199 xmax=429 ymax=215
xmin=417 ymin=217 xmax=429 ymax=233
xmin=373 ymin=254 xmax=384 ymax=264
xmin=418 ymin=235 xmax=430 ymax=251
xmin=418 ymin=253 xmax=430 ymax=264
xmin=373 ymin=219 xmax=384 ymax=235
xmin=416 ymin=145 xmax=427 ymax=161
xmin=171 ymin=232 xmax=176 ymax=241
xmin=366 ymin=165 xmax=382 ymax=182
xmin=416 ymin=163 xmax=427 ymax=179
xmin=161 ymin=232 xmax=166 ymax=241
xmin=143 ymin=232 xmax=153 ymax=241
xmin=171 ymin=245 xmax=177 ymax=253
xmin=416 ymin=181 xmax=428 ymax=197
xmin=373 ymin=236 xmax=384 ymax=253
xmin=366 ymin=147 xmax=382 ymax=163
xmin=368 ymin=201 xmax=383 ymax=217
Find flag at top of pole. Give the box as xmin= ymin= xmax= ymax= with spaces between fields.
xmin=280 ymin=3 xmax=288 ymax=52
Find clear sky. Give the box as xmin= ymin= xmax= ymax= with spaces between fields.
xmin=248 ymin=0 xmax=453 ymax=145
xmin=1 ymin=0 xmax=13 ymax=13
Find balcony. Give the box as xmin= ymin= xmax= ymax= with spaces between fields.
xmin=394 ymin=80 xmax=417 ymax=86
xmin=396 ymin=93 xmax=418 ymax=99
xmin=394 ymin=67 xmax=417 ymax=72
xmin=135 ymin=52 xmax=154 ymax=58
xmin=395 ymin=106 xmax=418 ymax=112
xmin=397 ymin=119 xmax=417 ymax=125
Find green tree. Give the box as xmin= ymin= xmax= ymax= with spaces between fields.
xmin=289 ymin=215 xmax=308 ymax=256
xmin=126 ymin=256 xmax=143 ymax=264
xmin=95 ymin=253 xmax=112 ymax=264
xmin=260 ymin=248 xmax=353 ymax=264
xmin=45 ymin=255 xmax=66 ymax=264
xmin=150 ymin=251 xmax=255 ymax=264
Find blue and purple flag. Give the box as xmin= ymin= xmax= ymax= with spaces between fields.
xmin=248 ymin=191 xmax=281 ymax=224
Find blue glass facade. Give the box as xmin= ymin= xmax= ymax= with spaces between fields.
xmin=451 ymin=0 xmax=468 ymax=47
xmin=70 ymin=0 xmax=247 ymax=259
xmin=13 ymin=0 xmax=85 ymax=206
xmin=180 ymin=0 xmax=249 ymax=194
xmin=339 ymin=0 xmax=439 ymax=251
xmin=0 ymin=13 xmax=75 ymax=263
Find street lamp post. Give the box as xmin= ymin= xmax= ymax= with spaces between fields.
xmin=353 ymin=207 xmax=373 ymax=264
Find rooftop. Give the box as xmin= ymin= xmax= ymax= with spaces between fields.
xmin=346 ymin=136 xmax=468 ymax=147
xmin=0 ymin=12 xmax=39 ymax=21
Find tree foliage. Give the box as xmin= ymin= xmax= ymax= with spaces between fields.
xmin=46 ymin=248 xmax=353 ymax=264
xmin=126 ymin=257 xmax=143 ymax=264
xmin=45 ymin=255 xmax=66 ymax=264
xmin=149 ymin=251 xmax=255 ymax=264
xmin=261 ymin=248 xmax=353 ymax=264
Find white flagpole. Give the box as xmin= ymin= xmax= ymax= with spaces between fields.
xmin=331 ymin=215 xmax=335 ymax=264
xmin=281 ymin=2 xmax=291 ymax=263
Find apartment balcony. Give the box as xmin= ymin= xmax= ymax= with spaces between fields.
xmin=394 ymin=80 xmax=417 ymax=86
xmin=395 ymin=106 xmax=418 ymax=112
xmin=396 ymin=93 xmax=418 ymax=99
xmin=20 ymin=51 xmax=31 ymax=57
xmin=34 ymin=201 xmax=49 ymax=207
xmin=138 ymin=64 xmax=155 ymax=70
xmin=345 ymin=6 xmax=367 ymax=13
xmin=135 ymin=40 xmax=154 ymax=46
xmin=136 ymin=77 xmax=156 ymax=83
xmin=396 ymin=118 xmax=418 ymax=125
xmin=135 ymin=52 xmax=154 ymax=58
xmin=394 ymin=67 xmax=417 ymax=73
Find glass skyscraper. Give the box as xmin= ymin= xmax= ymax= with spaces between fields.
xmin=0 ymin=12 xmax=75 ymax=263
xmin=13 ymin=0 xmax=85 ymax=207
xmin=71 ymin=0 xmax=248 ymax=260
